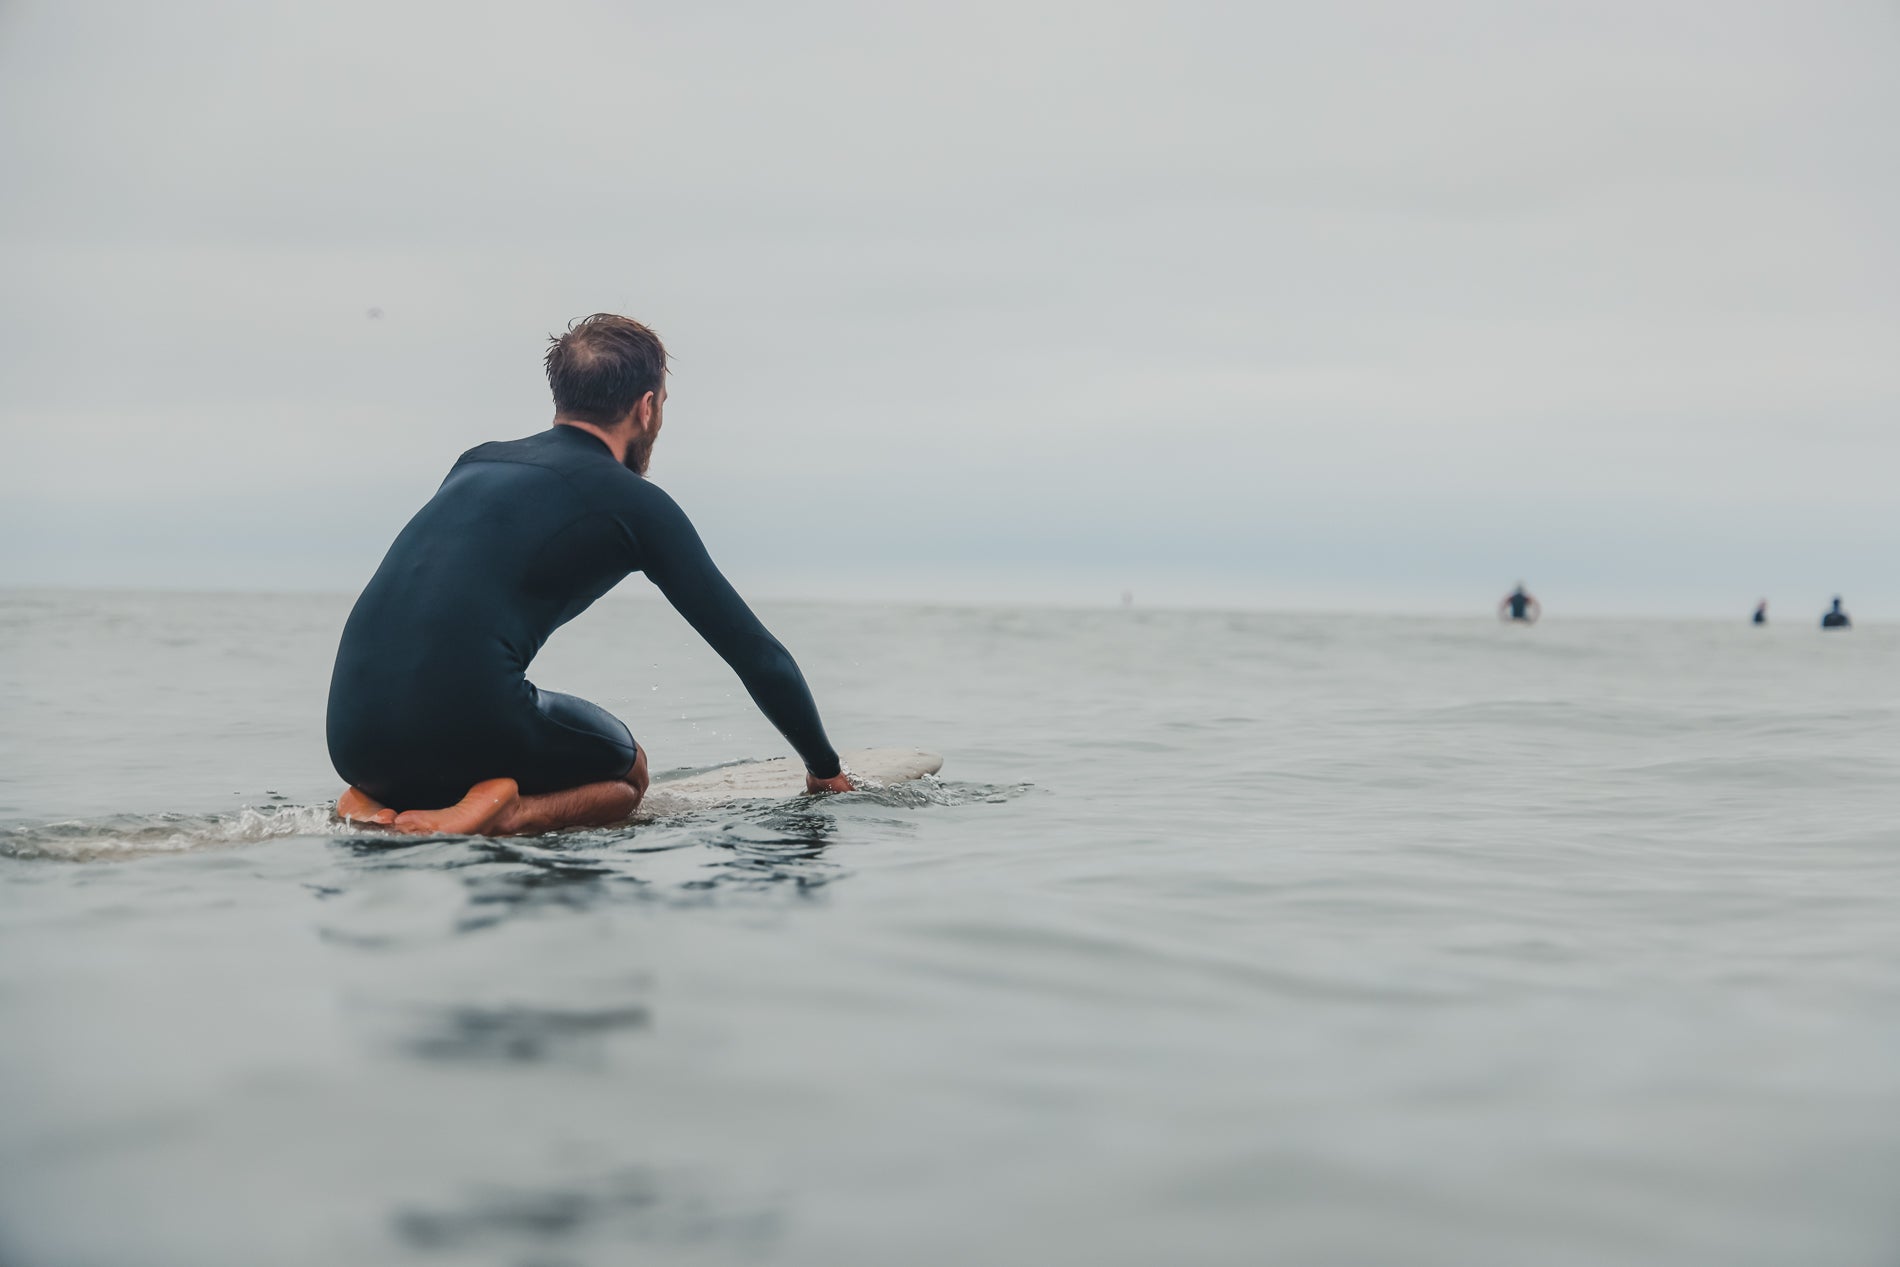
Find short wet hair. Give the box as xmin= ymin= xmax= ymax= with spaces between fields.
xmin=545 ymin=314 xmax=668 ymax=426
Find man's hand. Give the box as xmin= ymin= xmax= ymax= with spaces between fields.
xmin=806 ymin=770 xmax=855 ymax=794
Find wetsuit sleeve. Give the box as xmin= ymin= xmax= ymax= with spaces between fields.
xmin=630 ymin=486 xmax=843 ymax=779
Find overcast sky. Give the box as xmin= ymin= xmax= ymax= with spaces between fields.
xmin=1 ymin=0 xmax=1894 ymax=614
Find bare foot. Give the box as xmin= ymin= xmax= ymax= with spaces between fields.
xmin=337 ymin=786 xmax=397 ymax=827
xmin=389 ymin=779 xmax=520 ymax=836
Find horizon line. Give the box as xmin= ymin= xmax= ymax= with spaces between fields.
xmin=0 ymin=583 xmax=1884 ymax=627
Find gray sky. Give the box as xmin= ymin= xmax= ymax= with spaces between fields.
xmin=2 ymin=0 xmax=1895 ymax=614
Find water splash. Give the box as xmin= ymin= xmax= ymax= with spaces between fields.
xmin=0 ymin=803 xmax=345 ymax=862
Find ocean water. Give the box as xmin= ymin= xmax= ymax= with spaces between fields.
xmin=1 ymin=589 xmax=1897 ymax=1267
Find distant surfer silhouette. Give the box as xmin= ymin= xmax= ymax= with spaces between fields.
xmin=1752 ymin=600 xmax=1767 ymax=626
xmin=326 ymin=314 xmax=853 ymax=836
xmin=1498 ymin=584 xmax=1541 ymax=624
xmin=1821 ymin=597 xmax=1851 ymax=630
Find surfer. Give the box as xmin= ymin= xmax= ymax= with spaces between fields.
xmin=1498 ymin=583 xmax=1541 ymax=624
xmin=1752 ymin=600 xmax=1768 ymax=625
xmin=326 ymin=314 xmax=853 ymax=836
xmin=1821 ymin=596 xmax=1851 ymax=630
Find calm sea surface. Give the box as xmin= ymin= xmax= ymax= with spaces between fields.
xmin=1 ymin=589 xmax=1896 ymax=1266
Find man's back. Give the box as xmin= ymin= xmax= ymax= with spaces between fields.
xmin=328 ymin=424 xmax=840 ymax=810
xmin=331 ymin=427 xmax=642 ymax=715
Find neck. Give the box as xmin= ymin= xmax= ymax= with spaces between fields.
xmin=554 ymin=417 xmax=631 ymax=464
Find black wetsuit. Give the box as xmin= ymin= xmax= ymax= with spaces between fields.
xmin=327 ymin=425 xmax=840 ymax=810
xmin=1506 ymin=590 xmax=1533 ymax=621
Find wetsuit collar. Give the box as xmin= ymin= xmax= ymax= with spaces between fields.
xmin=551 ymin=422 xmax=618 ymax=460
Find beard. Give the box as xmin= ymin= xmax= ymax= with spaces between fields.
xmin=624 ymin=436 xmax=655 ymax=476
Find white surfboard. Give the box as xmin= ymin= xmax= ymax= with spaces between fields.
xmin=635 ymin=747 xmax=943 ymax=818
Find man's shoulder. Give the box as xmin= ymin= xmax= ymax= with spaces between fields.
xmin=449 ymin=431 xmax=602 ymax=486
xmin=447 ymin=432 xmax=682 ymax=516
xmin=453 ymin=430 xmax=562 ymax=469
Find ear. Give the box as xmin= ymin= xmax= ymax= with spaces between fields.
xmin=635 ymin=390 xmax=657 ymax=430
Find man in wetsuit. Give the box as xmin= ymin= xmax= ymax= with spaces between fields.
xmin=1822 ymin=596 xmax=1851 ymax=630
xmin=1498 ymin=583 xmax=1541 ymax=624
xmin=326 ymin=314 xmax=852 ymax=836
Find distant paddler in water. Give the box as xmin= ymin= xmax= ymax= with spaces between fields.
xmin=1752 ymin=600 xmax=1768 ymax=626
xmin=1821 ymin=596 xmax=1852 ymax=630
xmin=325 ymin=314 xmax=854 ymax=837
xmin=1498 ymin=583 xmax=1541 ymax=624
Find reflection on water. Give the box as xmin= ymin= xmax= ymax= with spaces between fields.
xmin=395 ymin=1003 xmax=651 ymax=1065
xmin=393 ymin=1167 xmax=780 ymax=1260
xmin=261 ymin=780 xmax=1010 ymax=951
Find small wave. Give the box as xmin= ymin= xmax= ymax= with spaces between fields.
xmin=849 ymin=774 xmax=1034 ymax=809
xmin=633 ymin=773 xmax=1028 ymax=822
xmin=0 ymin=804 xmax=344 ymax=862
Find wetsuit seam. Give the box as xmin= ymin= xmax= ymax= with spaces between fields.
xmin=534 ymin=691 xmax=637 ymax=754
xmin=456 ymin=455 xmax=615 ymax=503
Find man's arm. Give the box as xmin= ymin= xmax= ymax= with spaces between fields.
xmin=632 ymin=486 xmax=845 ymax=782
